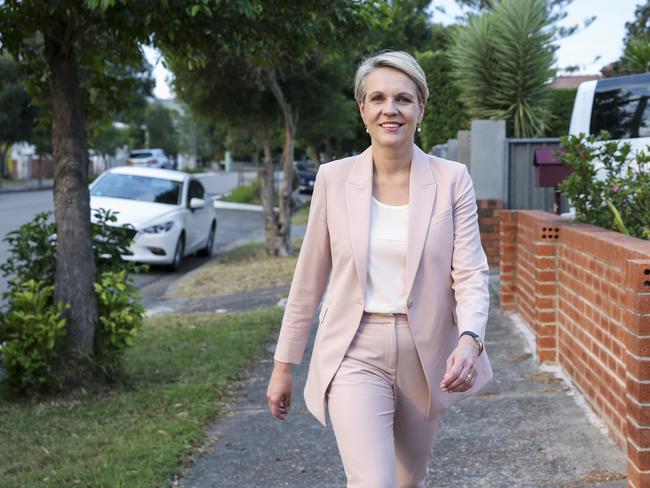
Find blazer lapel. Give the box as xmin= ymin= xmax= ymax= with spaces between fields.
xmin=405 ymin=146 xmax=436 ymax=297
xmin=345 ymin=147 xmax=373 ymax=297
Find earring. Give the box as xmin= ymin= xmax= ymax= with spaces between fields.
xmin=417 ymin=124 xmax=422 ymax=133
xmin=365 ymin=126 xmax=369 ymax=133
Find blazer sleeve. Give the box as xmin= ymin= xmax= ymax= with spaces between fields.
xmin=273 ymin=166 xmax=332 ymax=364
xmin=450 ymin=165 xmax=490 ymax=340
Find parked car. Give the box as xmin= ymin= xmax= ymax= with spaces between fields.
xmin=127 ymin=148 xmax=172 ymax=169
xmin=89 ymin=166 xmax=218 ymax=270
xmin=570 ymin=72 xmax=650 ymax=153
xmin=295 ymin=162 xmax=317 ymax=194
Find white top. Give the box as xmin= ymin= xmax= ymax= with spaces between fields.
xmin=364 ymin=196 xmax=409 ymax=314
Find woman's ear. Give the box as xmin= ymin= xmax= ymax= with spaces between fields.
xmin=358 ymin=99 xmax=367 ymax=126
xmin=418 ymin=102 xmax=426 ymax=124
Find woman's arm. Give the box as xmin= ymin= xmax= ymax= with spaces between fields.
xmin=274 ymin=167 xmax=332 ymax=364
xmin=267 ymin=167 xmax=331 ymax=420
xmin=441 ymin=165 xmax=489 ymax=393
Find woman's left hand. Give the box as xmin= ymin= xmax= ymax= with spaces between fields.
xmin=440 ymin=336 xmax=479 ymax=393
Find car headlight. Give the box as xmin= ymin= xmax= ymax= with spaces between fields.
xmin=142 ymin=221 xmax=175 ymax=234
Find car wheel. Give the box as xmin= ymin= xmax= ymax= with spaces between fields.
xmin=169 ymin=234 xmax=185 ymax=271
xmin=197 ymin=221 xmax=216 ymax=258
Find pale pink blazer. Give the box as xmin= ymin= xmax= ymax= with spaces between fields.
xmin=274 ymin=144 xmax=493 ymax=426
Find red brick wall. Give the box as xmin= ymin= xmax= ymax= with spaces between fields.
xmin=478 ymin=199 xmax=502 ymax=268
xmin=499 ymin=210 xmax=650 ymax=488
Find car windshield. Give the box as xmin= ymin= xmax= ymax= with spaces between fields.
xmin=91 ymin=173 xmax=182 ymax=205
xmin=129 ymin=152 xmax=153 ymax=159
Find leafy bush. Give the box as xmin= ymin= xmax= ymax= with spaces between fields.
xmin=558 ymin=132 xmax=650 ymax=239
xmin=0 ymin=208 xmax=146 ymax=392
xmin=0 ymin=280 xmax=66 ymax=393
xmin=0 ymin=211 xmax=56 ymax=292
xmin=220 ymin=178 xmax=260 ymax=204
xmin=94 ymin=270 xmax=144 ymax=377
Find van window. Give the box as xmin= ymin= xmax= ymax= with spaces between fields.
xmin=590 ymin=73 xmax=650 ymax=139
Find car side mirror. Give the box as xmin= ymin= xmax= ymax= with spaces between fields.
xmin=190 ymin=197 xmax=205 ymax=210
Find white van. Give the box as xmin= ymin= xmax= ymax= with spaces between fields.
xmin=570 ymin=72 xmax=650 ymax=152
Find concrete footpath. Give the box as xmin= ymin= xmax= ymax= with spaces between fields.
xmin=180 ymin=276 xmax=627 ymax=488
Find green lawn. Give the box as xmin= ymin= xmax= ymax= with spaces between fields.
xmin=0 ymin=308 xmax=283 ymax=488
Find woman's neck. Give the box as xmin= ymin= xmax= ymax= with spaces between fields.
xmin=371 ymin=143 xmax=413 ymax=177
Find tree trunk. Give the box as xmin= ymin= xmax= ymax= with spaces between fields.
xmin=266 ymin=68 xmax=296 ymax=257
xmin=259 ymin=139 xmax=281 ymax=255
xmin=45 ymin=30 xmax=98 ymax=363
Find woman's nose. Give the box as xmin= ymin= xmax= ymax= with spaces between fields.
xmin=382 ymin=100 xmax=398 ymax=115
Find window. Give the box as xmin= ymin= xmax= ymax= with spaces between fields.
xmin=91 ymin=173 xmax=182 ymax=205
xmin=187 ymin=180 xmax=205 ymax=205
xmin=591 ymin=73 xmax=650 ymax=140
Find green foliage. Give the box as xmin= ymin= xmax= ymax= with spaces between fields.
xmin=417 ymin=30 xmax=469 ymax=149
xmin=144 ymin=102 xmax=179 ymax=156
xmin=93 ymin=270 xmax=144 ymax=376
xmin=449 ymin=0 xmax=556 ymax=137
xmin=545 ymin=88 xmax=577 ymax=136
xmin=0 ymin=209 xmax=146 ymax=393
xmin=221 ymin=179 xmax=262 ymax=204
xmin=558 ymin=133 xmax=650 ymax=240
xmin=0 ymin=280 xmax=66 ymax=393
xmin=619 ymin=34 xmax=650 ymax=74
xmin=0 ymin=54 xmax=35 ymax=147
xmin=0 ymin=211 xmax=56 ymax=295
xmin=611 ymin=2 xmax=650 ymax=75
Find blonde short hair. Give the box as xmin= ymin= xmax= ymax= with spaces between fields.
xmin=354 ymin=51 xmax=429 ymax=105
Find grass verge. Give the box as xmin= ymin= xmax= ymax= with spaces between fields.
xmin=0 ymin=307 xmax=283 ymax=488
xmin=170 ymin=239 xmax=302 ymax=299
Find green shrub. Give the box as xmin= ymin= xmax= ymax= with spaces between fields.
xmin=558 ymin=132 xmax=650 ymax=239
xmin=0 ymin=208 xmax=146 ymax=392
xmin=0 ymin=211 xmax=56 ymax=293
xmin=0 ymin=280 xmax=66 ymax=393
xmin=220 ymin=178 xmax=260 ymax=204
xmin=93 ymin=270 xmax=144 ymax=377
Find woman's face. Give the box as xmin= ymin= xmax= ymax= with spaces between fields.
xmin=358 ymin=67 xmax=424 ymax=152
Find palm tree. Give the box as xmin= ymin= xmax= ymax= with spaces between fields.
xmin=449 ymin=0 xmax=556 ymax=138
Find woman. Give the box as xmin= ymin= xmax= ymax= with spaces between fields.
xmin=266 ymin=50 xmax=492 ymax=487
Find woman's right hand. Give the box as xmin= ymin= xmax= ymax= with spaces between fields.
xmin=266 ymin=361 xmax=293 ymax=420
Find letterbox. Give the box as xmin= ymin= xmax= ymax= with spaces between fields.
xmin=533 ymin=146 xmax=571 ymax=187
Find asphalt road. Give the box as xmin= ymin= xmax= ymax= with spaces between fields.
xmin=0 ymin=172 xmax=265 ymax=305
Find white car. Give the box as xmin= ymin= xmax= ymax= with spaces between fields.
xmin=127 ymin=148 xmax=172 ymax=169
xmin=89 ymin=166 xmax=218 ymax=270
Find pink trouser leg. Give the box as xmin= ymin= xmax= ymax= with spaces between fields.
xmin=326 ymin=314 xmax=441 ymax=488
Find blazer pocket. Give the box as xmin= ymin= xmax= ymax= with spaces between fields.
xmin=429 ymin=207 xmax=453 ymax=227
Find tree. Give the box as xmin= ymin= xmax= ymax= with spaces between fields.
xmin=0 ymin=0 xmax=258 ymax=384
xmin=0 ymin=55 xmax=36 ymax=183
xmin=166 ymin=0 xmax=373 ymax=256
xmin=611 ymin=2 xmax=650 ymax=75
xmin=545 ymin=88 xmax=577 ymax=136
xmin=416 ymin=25 xmax=468 ymax=151
xmin=448 ymin=0 xmax=556 ymax=137
xmin=144 ymin=103 xmax=179 ymax=156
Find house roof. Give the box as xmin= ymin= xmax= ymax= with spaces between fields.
xmin=550 ymin=75 xmax=600 ymax=89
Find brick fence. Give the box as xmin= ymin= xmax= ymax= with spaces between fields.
xmin=499 ymin=210 xmax=650 ymax=488
xmin=478 ymin=199 xmax=503 ymax=268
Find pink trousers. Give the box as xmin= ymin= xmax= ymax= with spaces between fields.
xmin=326 ymin=312 xmax=442 ymax=488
